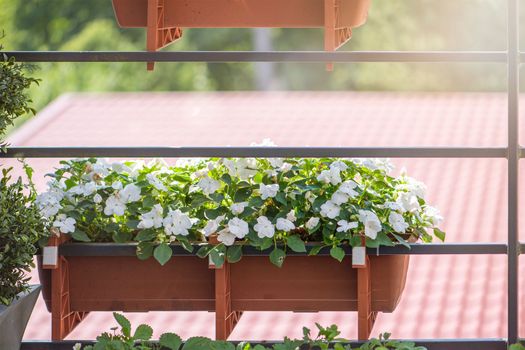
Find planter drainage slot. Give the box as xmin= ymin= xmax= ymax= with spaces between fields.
xmin=111 ymin=0 xmax=371 ymax=70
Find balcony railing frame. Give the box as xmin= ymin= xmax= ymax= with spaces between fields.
xmin=4 ymin=0 xmax=522 ymax=348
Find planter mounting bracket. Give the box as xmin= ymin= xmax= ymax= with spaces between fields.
xmin=147 ymin=0 xmax=183 ymax=70
xmin=356 ymin=255 xmax=378 ymax=340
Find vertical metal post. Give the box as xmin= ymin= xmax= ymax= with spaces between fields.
xmin=507 ymin=0 xmax=519 ymax=343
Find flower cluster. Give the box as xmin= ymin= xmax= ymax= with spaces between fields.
xmin=38 ymin=156 xmax=445 ymax=266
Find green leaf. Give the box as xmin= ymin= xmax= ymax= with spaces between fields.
xmin=113 ymin=312 xmax=131 ymax=337
xmin=133 ymin=324 xmax=153 ymax=341
xmin=433 ymin=228 xmax=446 ymax=242
xmin=178 ymin=237 xmax=194 ymax=253
xmin=248 ymin=196 xmax=264 ymax=207
xmin=210 ymin=249 xmax=225 ymax=268
xmin=330 ymin=246 xmax=345 ymax=262
xmin=160 ymin=332 xmax=183 ymax=350
xmin=221 ymin=173 xmax=232 ymax=186
xmin=143 ymin=195 xmax=156 ymax=208
xmin=136 ymin=242 xmax=154 ymax=260
xmin=182 ymin=336 xmax=213 ymax=350
xmin=308 ymin=245 xmax=323 ymax=256
xmin=126 ymin=220 xmax=139 ymax=229
xmin=153 ymin=243 xmax=172 ymax=265
xmin=234 ymin=188 xmax=252 ymax=202
xmin=269 ymin=248 xmax=286 ymax=268
xmin=226 ymin=245 xmax=243 ymax=263
xmin=211 ymin=340 xmax=236 ymax=350
xmin=134 ymin=229 xmax=156 ymax=242
xmin=196 ymin=244 xmax=214 ymax=258
xmin=275 ymin=192 xmax=287 ymax=206
xmin=286 ymin=235 xmax=306 ymax=253
xmin=112 ymin=231 xmax=131 ymax=243
xmin=71 ymin=229 xmax=90 ymax=242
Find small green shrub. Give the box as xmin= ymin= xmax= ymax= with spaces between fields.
xmin=0 ymin=164 xmax=47 ymax=305
xmin=77 ymin=313 xmax=427 ymax=350
xmin=0 ymin=33 xmax=39 ymax=147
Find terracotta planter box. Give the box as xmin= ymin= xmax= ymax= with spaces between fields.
xmin=38 ymin=244 xmax=409 ymax=341
xmin=111 ymin=0 xmax=371 ymax=69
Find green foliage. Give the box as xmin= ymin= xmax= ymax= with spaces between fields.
xmin=510 ymin=344 xmax=525 ymax=350
xmin=0 ymin=164 xmax=48 ymax=305
xmin=39 ymin=157 xmax=444 ymax=266
xmin=79 ymin=313 xmax=428 ymax=350
xmin=0 ymin=34 xmax=39 ymax=147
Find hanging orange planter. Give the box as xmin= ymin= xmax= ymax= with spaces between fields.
xmin=111 ymin=0 xmax=371 ymax=70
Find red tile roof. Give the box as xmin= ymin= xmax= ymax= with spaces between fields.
xmin=5 ymin=91 xmax=523 ymax=340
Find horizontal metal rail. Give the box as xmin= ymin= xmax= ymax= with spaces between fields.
xmin=58 ymin=243 xmax=508 ymax=257
xmin=4 ymin=51 xmax=508 ymax=63
xmin=20 ymin=339 xmax=509 ymax=350
xmin=0 ymin=146 xmax=509 ymax=158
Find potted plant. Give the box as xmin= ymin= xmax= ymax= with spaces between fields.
xmin=37 ymin=153 xmax=445 ymax=341
xmin=110 ymin=0 xmax=371 ymax=70
xmin=76 ymin=312 xmax=427 ymax=350
xmin=0 ymin=37 xmax=46 ymax=350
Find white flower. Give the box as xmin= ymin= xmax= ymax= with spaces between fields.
xmin=396 ymin=192 xmax=420 ymax=213
xmin=163 ymin=209 xmax=193 ymax=236
xmin=138 ymin=204 xmax=164 ymax=229
xmin=111 ymin=181 xmax=123 ymax=190
xmin=280 ymin=162 xmax=293 ymax=172
xmin=254 ymin=216 xmax=275 ymax=238
xmin=320 ymin=201 xmax=341 ymax=219
xmin=230 ymin=202 xmax=248 ymax=215
xmin=358 ymin=210 xmax=382 ymax=239
xmin=93 ymin=193 xmax=103 ymax=204
xmin=268 ymin=158 xmax=284 ymax=168
xmin=286 ymin=210 xmax=297 ymax=222
xmin=217 ymin=228 xmax=236 ymax=246
xmin=72 ymin=343 xmax=82 ymax=350
xmin=330 ymin=190 xmax=349 ymax=205
xmin=424 ymin=206 xmax=443 ymax=226
xmin=120 ymin=184 xmax=141 ymax=203
xmin=53 ymin=214 xmax=76 ymax=234
xmin=338 ymin=180 xmax=358 ymax=198
xmin=317 ymin=167 xmax=342 ymax=185
xmin=228 ymin=217 xmax=249 ymax=239
xmin=330 ymin=160 xmax=348 ymax=171
xmin=383 ymin=201 xmax=404 ymax=212
xmin=35 ymin=192 xmax=62 ymax=218
xmin=250 ymin=138 xmax=277 ymax=147
xmin=111 ymin=161 xmax=131 ymax=173
xmin=259 ymin=183 xmax=279 ymax=199
xmin=305 ymin=191 xmax=316 ymax=204
xmin=396 ymin=177 xmax=427 ymax=199
xmin=305 ymin=217 xmax=320 ymax=230
xmin=355 ymin=158 xmax=394 ymax=173
xmin=389 ymin=212 xmax=409 ymax=233
xmin=146 ymin=173 xmax=167 ymax=191
xmin=223 ymin=158 xmax=257 ymax=180
xmin=276 ymin=218 xmax=295 ymax=232
xmin=193 ymin=169 xmax=209 ymax=179
xmin=104 ymin=195 xmax=126 ymax=216
xmin=197 ymin=176 xmax=221 ymax=195
xmin=68 ymin=182 xmax=97 ymax=196
xmin=202 ymin=215 xmax=225 ymax=237
xmin=336 ymin=220 xmax=358 ymax=233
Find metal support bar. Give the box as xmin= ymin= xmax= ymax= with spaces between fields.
xmin=3 ymin=51 xmax=507 ymax=63
xmin=57 ymin=243 xmax=509 ymax=257
xmin=20 ymin=339 xmax=509 ymax=350
xmin=507 ymin=0 xmax=520 ymax=343
xmin=0 ymin=146 xmax=508 ymax=159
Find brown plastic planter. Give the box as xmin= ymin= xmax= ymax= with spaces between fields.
xmin=38 ymin=240 xmax=408 ymax=341
xmin=111 ymin=0 xmax=371 ymax=69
